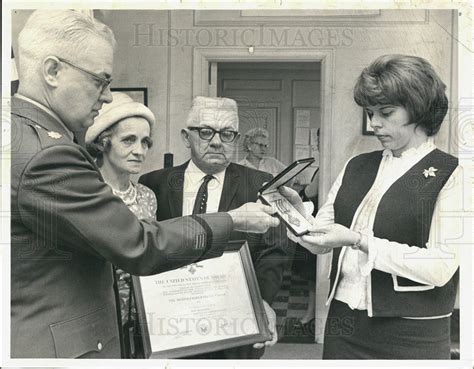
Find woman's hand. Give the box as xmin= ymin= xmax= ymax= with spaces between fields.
xmin=295 ymin=239 xmax=332 ymax=255
xmin=301 ymin=224 xmax=360 ymax=249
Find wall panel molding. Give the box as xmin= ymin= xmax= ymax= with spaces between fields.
xmin=223 ymin=79 xmax=282 ymax=91
xmin=193 ymin=9 xmax=429 ymax=27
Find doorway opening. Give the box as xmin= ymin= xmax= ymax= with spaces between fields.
xmin=217 ymin=62 xmax=321 ymax=165
xmin=217 ymin=61 xmax=322 ymax=345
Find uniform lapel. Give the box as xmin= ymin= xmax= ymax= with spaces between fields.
xmin=218 ymin=163 xmax=240 ymax=211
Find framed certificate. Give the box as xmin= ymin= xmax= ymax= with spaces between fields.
xmin=133 ymin=240 xmax=271 ymax=358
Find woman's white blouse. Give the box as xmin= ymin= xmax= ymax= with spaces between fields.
xmin=305 ymin=142 xmax=462 ymax=318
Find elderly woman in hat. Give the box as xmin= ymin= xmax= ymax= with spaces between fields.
xmin=86 ymin=92 xmax=157 ymax=358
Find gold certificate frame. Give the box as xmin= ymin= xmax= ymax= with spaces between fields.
xmin=133 ymin=240 xmax=271 ymax=358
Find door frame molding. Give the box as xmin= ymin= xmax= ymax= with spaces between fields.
xmin=193 ymin=47 xmax=335 ymax=343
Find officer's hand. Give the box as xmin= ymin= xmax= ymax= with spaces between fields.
xmin=228 ymin=202 xmax=279 ymax=233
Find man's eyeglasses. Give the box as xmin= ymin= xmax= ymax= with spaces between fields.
xmin=188 ymin=127 xmax=239 ymax=143
xmin=56 ymin=56 xmax=112 ymax=93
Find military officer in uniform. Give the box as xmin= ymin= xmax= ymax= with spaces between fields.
xmin=11 ymin=10 xmax=279 ymax=358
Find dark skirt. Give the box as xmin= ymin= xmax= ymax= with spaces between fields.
xmin=323 ymin=299 xmax=451 ymax=360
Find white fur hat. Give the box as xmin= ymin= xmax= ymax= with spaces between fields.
xmin=85 ymin=92 xmax=155 ymax=144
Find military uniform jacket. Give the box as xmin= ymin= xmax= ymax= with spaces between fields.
xmin=10 ymin=96 xmax=234 ymax=358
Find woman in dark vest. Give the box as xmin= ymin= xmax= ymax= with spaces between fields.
xmin=282 ymin=54 xmax=461 ymax=359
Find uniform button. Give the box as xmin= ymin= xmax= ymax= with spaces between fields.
xmin=97 ymin=341 xmax=103 ymax=351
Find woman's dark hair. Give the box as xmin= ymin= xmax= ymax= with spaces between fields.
xmin=353 ymin=54 xmax=448 ymax=136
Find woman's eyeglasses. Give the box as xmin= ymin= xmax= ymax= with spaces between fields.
xmin=188 ymin=127 xmax=239 ymax=143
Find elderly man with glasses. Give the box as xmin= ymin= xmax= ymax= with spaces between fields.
xmin=11 ymin=11 xmax=279 ymax=359
xmin=140 ymin=96 xmax=290 ymax=359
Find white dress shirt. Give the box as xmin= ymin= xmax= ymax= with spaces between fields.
xmin=292 ymin=142 xmax=462 ymax=318
xmin=182 ymin=160 xmax=226 ymax=216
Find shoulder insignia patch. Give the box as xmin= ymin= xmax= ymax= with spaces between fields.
xmin=47 ymin=131 xmax=62 ymax=139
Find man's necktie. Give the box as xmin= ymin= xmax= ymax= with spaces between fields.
xmin=192 ymin=174 xmax=215 ymax=214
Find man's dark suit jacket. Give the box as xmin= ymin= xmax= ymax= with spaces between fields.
xmin=140 ymin=161 xmax=289 ymax=359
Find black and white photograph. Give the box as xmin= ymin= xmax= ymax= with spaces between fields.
xmin=1 ymin=0 xmax=473 ymax=367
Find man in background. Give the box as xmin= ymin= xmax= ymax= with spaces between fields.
xmin=140 ymin=96 xmax=290 ymax=359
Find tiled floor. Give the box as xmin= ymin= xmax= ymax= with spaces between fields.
xmin=264 ymin=267 xmax=320 ymax=359
xmin=273 ymin=269 xmax=308 ymax=317
xmin=271 ymin=267 xmax=317 ymax=344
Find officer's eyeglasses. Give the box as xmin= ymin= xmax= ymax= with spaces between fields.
xmin=56 ymin=56 xmax=112 ymax=93
xmin=188 ymin=127 xmax=239 ymax=143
